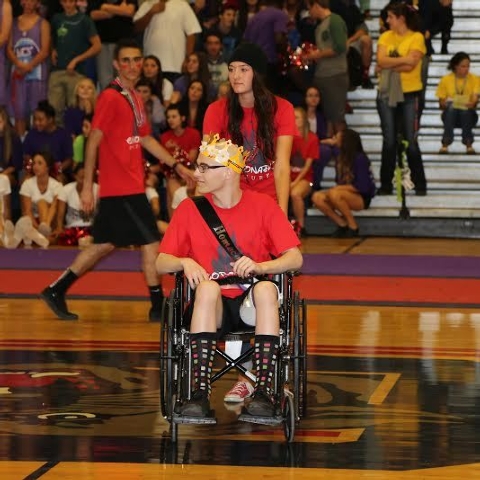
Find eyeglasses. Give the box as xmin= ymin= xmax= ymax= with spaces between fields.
xmin=194 ymin=162 xmax=226 ymax=173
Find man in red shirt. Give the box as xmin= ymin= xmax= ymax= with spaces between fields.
xmin=156 ymin=135 xmax=303 ymax=418
xmin=40 ymin=38 xmax=194 ymax=322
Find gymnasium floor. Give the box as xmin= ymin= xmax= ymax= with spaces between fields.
xmin=1 ymin=237 xmax=480 ymax=479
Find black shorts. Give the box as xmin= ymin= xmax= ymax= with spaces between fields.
xmin=183 ymin=286 xmax=253 ymax=339
xmin=92 ymin=193 xmax=161 ymax=247
xmin=361 ymin=195 xmax=372 ymax=209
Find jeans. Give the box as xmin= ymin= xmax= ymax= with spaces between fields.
xmin=441 ymin=104 xmax=479 ymax=146
xmin=376 ymin=91 xmax=426 ymax=192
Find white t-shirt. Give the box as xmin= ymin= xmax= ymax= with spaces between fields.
xmin=58 ymin=181 xmax=99 ymax=227
xmin=171 ymin=185 xmax=188 ymax=210
xmin=0 ymin=174 xmax=11 ymax=218
xmin=163 ymin=78 xmax=174 ymax=102
xmin=19 ymin=176 xmax=63 ymax=217
xmin=134 ymin=0 xmax=202 ymax=73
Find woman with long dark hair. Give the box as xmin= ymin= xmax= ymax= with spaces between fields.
xmin=140 ymin=54 xmax=173 ymax=107
xmin=179 ymin=79 xmax=209 ymax=134
xmin=203 ymin=42 xmax=296 ymax=214
xmin=0 ymin=106 xmax=23 ymax=187
xmin=170 ymin=51 xmax=215 ymax=104
xmin=311 ymin=128 xmax=375 ymax=238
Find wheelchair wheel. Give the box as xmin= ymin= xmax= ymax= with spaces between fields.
xmin=293 ymin=291 xmax=308 ymax=419
xmin=283 ymin=393 xmax=295 ymax=443
xmin=159 ymin=291 xmax=176 ymax=421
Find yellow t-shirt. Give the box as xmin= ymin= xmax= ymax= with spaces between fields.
xmin=436 ymin=72 xmax=480 ymax=109
xmin=378 ymin=30 xmax=426 ymax=93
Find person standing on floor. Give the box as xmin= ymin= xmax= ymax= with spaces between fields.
xmin=40 ymin=38 xmax=194 ymax=322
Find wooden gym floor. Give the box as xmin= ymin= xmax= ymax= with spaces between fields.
xmin=1 ymin=237 xmax=480 ymax=479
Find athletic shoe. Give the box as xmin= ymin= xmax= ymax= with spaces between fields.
xmin=148 ymin=306 xmax=163 ymax=322
xmin=331 ymin=226 xmax=349 ymax=238
xmin=40 ymin=287 xmax=78 ymax=321
xmin=3 ymin=220 xmax=21 ymax=249
xmin=38 ymin=222 xmax=52 ymax=237
xmin=179 ymin=389 xmax=210 ymax=417
xmin=224 ymin=381 xmax=254 ymax=403
xmin=244 ymin=389 xmax=275 ymax=417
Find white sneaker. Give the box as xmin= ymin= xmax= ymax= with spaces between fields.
xmin=38 ymin=222 xmax=52 ymax=237
xmin=14 ymin=216 xmax=33 ymax=242
xmin=24 ymin=227 xmax=49 ymax=248
xmin=3 ymin=220 xmax=22 ymax=249
xmin=224 ymin=381 xmax=254 ymax=403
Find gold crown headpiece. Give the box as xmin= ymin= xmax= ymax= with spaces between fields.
xmin=199 ymin=134 xmax=249 ymax=174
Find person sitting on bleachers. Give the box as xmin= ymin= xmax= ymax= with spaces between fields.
xmin=207 ymin=2 xmax=243 ymax=61
xmin=170 ymin=51 xmax=216 ymax=105
xmin=140 ymin=55 xmax=173 ymax=108
xmin=23 ymin=101 xmax=73 ymax=183
xmin=0 ymin=106 xmax=23 ymax=188
xmin=436 ymin=51 xmax=479 ymax=155
xmin=0 ymin=173 xmax=12 ymax=247
xmin=311 ymin=128 xmax=375 ymax=238
xmin=160 ymin=103 xmax=201 ymax=218
xmin=63 ymin=77 xmax=96 ymax=138
xmin=303 ymin=86 xmax=335 ymax=191
xmin=18 ymin=151 xmax=63 ymax=246
xmin=289 ymin=106 xmax=318 ymax=237
xmin=135 ymin=78 xmax=166 ymax=137
xmin=54 ymin=162 xmax=98 ymax=247
xmin=72 ymin=114 xmax=92 ymax=165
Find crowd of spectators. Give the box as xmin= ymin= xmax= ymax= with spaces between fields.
xmin=0 ymin=0 xmax=469 ymax=246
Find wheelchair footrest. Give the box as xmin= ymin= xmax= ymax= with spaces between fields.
xmin=172 ymin=412 xmax=217 ymax=425
xmin=238 ymin=413 xmax=284 ymax=426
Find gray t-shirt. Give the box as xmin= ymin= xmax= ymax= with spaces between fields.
xmin=314 ymin=13 xmax=348 ymax=79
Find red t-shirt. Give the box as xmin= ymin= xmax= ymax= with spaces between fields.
xmin=203 ymin=97 xmax=297 ymax=201
xmin=160 ymin=127 xmax=201 ymax=156
xmin=92 ymin=88 xmax=151 ymax=198
xmin=159 ymin=189 xmax=301 ymax=298
xmin=290 ymin=131 xmax=319 ymax=183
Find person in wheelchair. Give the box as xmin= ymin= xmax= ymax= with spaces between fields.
xmin=155 ymin=134 xmax=303 ymax=419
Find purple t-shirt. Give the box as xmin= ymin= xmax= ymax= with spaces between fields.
xmin=23 ymin=127 xmax=73 ymax=163
xmin=243 ymin=7 xmax=288 ymax=63
xmin=63 ymin=107 xmax=85 ymax=137
xmin=336 ymin=152 xmax=376 ymax=199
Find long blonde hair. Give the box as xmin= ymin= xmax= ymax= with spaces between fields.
xmin=74 ymin=78 xmax=97 ymax=113
xmin=294 ymin=106 xmax=310 ymax=140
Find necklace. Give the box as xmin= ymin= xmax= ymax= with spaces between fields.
xmin=113 ymin=77 xmax=146 ymax=128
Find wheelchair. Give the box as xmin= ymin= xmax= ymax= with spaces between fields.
xmin=159 ymin=272 xmax=308 ymax=443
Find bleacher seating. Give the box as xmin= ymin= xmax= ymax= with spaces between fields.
xmin=306 ymin=0 xmax=480 ymax=238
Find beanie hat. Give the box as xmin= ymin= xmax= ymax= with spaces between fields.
xmin=228 ymin=42 xmax=268 ymax=76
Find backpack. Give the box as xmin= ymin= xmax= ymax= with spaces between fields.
xmin=347 ymin=46 xmax=363 ymax=91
